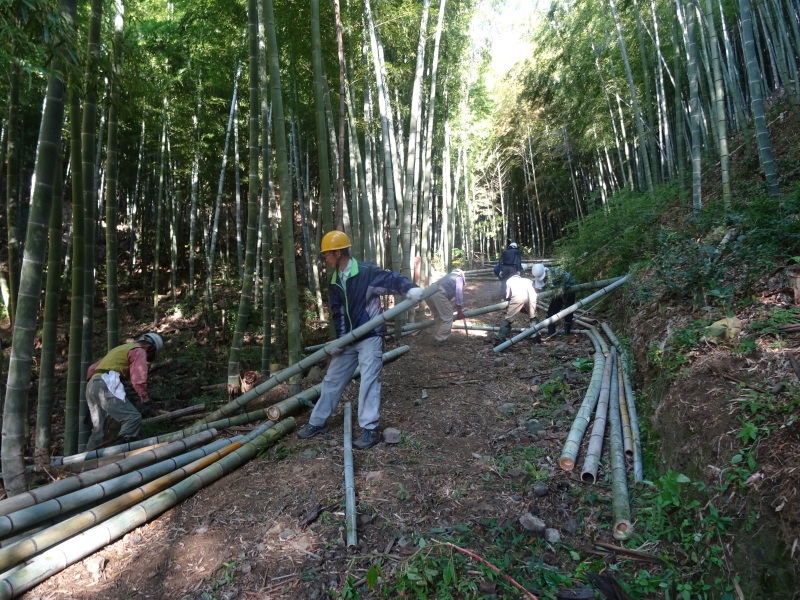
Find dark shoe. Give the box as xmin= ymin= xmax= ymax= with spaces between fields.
xmin=118 ymin=434 xmax=141 ymax=445
xmin=435 ymin=339 xmax=452 ymax=347
xmin=353 ymin=428 xmax=381 ymax=450
xmin=297 ymin=423 xmax=329 ymax=439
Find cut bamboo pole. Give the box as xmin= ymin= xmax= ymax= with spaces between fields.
xmin=266 ymin=346 xmax=411 ymax=421
xmin=600 ymin=323 xmax=644 ymax=483
xmin=343 ymin=403 xmax=356 ymax=547
xmin=60 ymin=442 xmax=171 ymax=472
xmin=617 ymin=366 xmax=634 ymax=457
xmin=141 ymin=403 xmax=206 ymax=425
xmin=559 ymin=346 xmax=605 ymax=471
xmin=607 ymin=356 xmax=632 ymax=540
xmin=0 ymin=419 xmax=295 ymax=599
xmin=50 ymin=427 xmax=213 ymax=467
xmin=0 ymin=436 xmax=241 ymax=544
xmin=199 ymin=281 xmax=444 ymax=425
xmin=0 ymin=430 xmax=218 ymax=517
xmin=494 ymin=277 xmax=629 ymax=352
xmin=179 ymin=408 xmax=273 ymax=437
xmin=304 ymin=278 xmax=627 ymax=351
xmin=580 ymin=349 xmax=616 ymax=483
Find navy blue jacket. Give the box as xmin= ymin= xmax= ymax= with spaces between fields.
xmin=329 ymin=260 xmax=417 ymax=339
xmin=499 ymin=247 xmax=522 ymax=271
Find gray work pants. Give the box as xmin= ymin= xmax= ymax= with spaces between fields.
xmin=426 ymin=287 xmax=454 ymax=342
xmin=86 ymin=377 xmax=142 ymax=450
xmin=309 ymin=336 xmax=384 ymax=430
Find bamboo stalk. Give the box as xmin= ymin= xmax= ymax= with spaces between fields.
xmin=0 ymin=419 xmax=294 ymax=598
xmin=600 ymin=323 xmax=643 ymax=482
xmin=617 ymin=366 xmax=634 ymax=457
xmin=607 ymin=355 xmax=632 ymax=540
xmin=494 ymin=276 xmax=629 ymax=352
xmin=180 ymin=407 xmax=273 ymax=437
xmin=580 ymin=349 xmax=615 ymax=483
xmin=343 ymin=403 xmax=356 ymax=547
xmin=199 ymin=280 xmax=443 ymax=424
xmin=59 ymin=442 xmax=172 ymax=472
xmin=0 ymin=436 xmax=242 ymax=545
xmin=0 ymin=430 xmax=218 ymax=517
xmin=141 ymin=403 xmax=206 ymax=425
xmin=266 ymin=346 xmax=411 ymax=421
xmin=559 ymin=349 xmax=605 ymax=471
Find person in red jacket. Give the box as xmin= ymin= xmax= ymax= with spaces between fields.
xmin=85 ymin=333 xmax=163 ymax=450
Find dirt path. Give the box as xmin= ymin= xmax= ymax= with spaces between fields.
xmin=29 ymin=278 xmax=603 ymax=599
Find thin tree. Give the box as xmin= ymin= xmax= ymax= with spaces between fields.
xmin=264 ymin=0 xmax=302 ymax=389
xmin=311 ymin=0 xmax=334 ymax=232
xmin=2 ymin=0 xmax=76 ymax=494
xmin=227 ymin=0 xmax=262 ymax=396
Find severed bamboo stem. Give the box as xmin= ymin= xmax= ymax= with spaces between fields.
xmin=495 ymin=276 xmax=629 ymax=352
xmin=559 ymin=347 xmax=605 ymax=471
xmin=0 ymin=436 xmax=242 ymax=546
xmin=0 ymin=430 xmax=218 ymax=517
xmin=343 ymin=403 xmax=356 ymax=547
xmin=142 ymin=403 xmax=206 ymax=425
xmin=617 ymin=366 xmax=634 ymax=457
xmin=607 ymin=355 xmax=632 ymax=540
xmin=200 ymin=280 xmax=444 ymax=424
xmin=580 ymin=348 xmax=615 ymax=484
xmin=266 ymin=346 xmax=411 ymax=421
xmin=0 ymin=419 xmax=295 ymax=599
xmin=59 ymin=442 xmax=172 ymax=472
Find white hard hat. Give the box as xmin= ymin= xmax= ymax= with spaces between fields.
xmin=138 ymin=332 xmax=164 ymax=357
xmin=531 ymin=264 xmax=546 ymax=281
xmin=509 ymin=242 xmax=518 ymax=249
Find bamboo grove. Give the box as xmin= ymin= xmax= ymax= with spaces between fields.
xmin=0 ymin=0 xmax=798 ymax=496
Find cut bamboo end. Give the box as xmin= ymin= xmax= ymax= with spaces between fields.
xmin=559 ymin=457 xmax=575 ymax=471
xmin=266 ymin=406 xmax=281 ymax=421
xmin=581 ymin=471 xmax=596 ymax=484
xmin=613 ymin=519 xmax=632 ymax=540
xmin=624 ymin=449 xmax=634 ymax=458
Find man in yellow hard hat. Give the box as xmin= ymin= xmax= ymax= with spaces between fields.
xmin=85 ymin=333 xmax=164 ymax=450
xmin=297 ymin=231 xmax=421 ymax=450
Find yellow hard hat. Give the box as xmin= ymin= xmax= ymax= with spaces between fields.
xmin=321 ymin=230 xmax=351 ymax=252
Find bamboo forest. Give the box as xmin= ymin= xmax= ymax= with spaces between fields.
xmin=1 ymin=0 xmax=799 ymax=596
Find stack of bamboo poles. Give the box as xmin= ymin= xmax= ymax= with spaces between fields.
xmin=0 ymin=283 xmax=443 ymax=597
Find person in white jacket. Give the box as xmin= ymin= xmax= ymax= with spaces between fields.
xmin=496 ymin=270 xmax=538 ymax=343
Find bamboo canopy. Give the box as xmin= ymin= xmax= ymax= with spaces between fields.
xmin=0 ymin=420 xmax=295 ymax=598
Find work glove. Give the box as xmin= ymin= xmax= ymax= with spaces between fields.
xmin=139 ymin=402 xmax=155 ymax=419
xmin=405 ymin=287 xmax=423 ymax=302
xmin=326 ymin=345 xmax=344 ymax=357
xmin=455 ymin=307 xmax=466 ymax=320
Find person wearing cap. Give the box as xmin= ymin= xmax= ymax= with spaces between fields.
xmin=531 ymin=264 xmax=576 ymax=336
xmin=297 ymin=231 xmax=421 ymax=450
xmin=425 ymin=269 xmax=466 ymax=346
xmin=497 ymin=242 xmax=523 ymax=296
xmin=85 ymin=333 xmax=163 ymax=450
xmin=496 ymin=269 xmax=538 ymax=343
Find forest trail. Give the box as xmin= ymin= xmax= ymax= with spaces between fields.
xmin=29 ymin=275 xmax=619 ymax=599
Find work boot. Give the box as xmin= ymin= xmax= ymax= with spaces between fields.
xmin=353 ymin=428 xmax=381 ymax=450
xmin=564 ymin=323 xmax=572 ymax=336
xmin=496 ymin=319 xmax=512 ymax=343
xmin=297 ymin=423 xmax=329 ymax=439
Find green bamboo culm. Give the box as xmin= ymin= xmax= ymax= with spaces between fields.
xmin=607 ymin=354 xmax=632 ymax=540
xmin=580 ymin=348 xmax=615 ymax=484
xmin=0 ymin=419 xmax=295 ymax=599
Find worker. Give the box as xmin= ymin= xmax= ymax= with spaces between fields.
xmin=426 ymin=269 xmax=466 ymax=346
xmin=496 ymin=269 xmax=538 ymax=343
xmin=496 ymin=242 xmax=522 ymax=296
xmin=297 ymin=231 xmax=421 ymax=450
xmin=85 ymin=332 xmax=163 ymax=450
xmin=531 ymin=263 xmax=576 ymax=335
